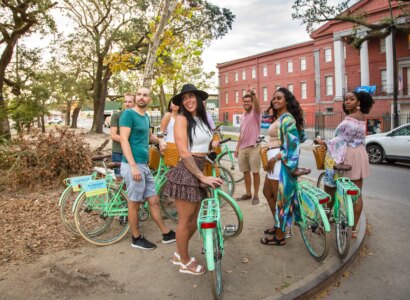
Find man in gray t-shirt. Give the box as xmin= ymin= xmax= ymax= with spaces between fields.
xmin=110 ymin=93 xmax=135 ymax=177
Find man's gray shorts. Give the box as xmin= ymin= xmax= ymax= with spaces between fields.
xmin=120 ymin=163 xmax=156 ymax=202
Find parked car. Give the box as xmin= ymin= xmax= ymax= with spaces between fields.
xmin=365 ymin=123 xmax=410 ymax=164
xmin=48 ymin=117 xmax=63 ymax=125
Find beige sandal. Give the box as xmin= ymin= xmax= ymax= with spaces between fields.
xmin=179 ymin=257 xmax=205 ymax=275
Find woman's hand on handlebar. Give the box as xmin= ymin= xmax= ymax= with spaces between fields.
xmin=200 ymin=176 xmax=224 ymax=189
xmin=314 ymin=138 xmax=326 ymax=146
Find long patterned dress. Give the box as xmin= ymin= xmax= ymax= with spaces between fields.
xmin=274 ymin=113 xmax=303 ymax=231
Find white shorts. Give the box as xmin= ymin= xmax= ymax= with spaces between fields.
xmin=266 ymin=148 xmax=282 ymax=180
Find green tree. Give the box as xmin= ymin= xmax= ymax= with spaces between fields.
xmin=292 ymin=0 xmax=410 ymax=126
xmin=0 ymin=0 xmax=56 ymax=138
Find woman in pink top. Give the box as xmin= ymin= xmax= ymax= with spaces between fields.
xmin=315 ymin=91 xmax=374 ymax=238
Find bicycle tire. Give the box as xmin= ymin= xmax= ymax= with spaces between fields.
xmin=217 ymin=150 xmax=244 ymax=183
xmin=317 ymin=172 xmax=326 ymax=190
xmin=59 ymin=186 xmax=80 ymax=236
xmin=210 ymin=229 xmax=223 ymax=300
xmin=217 ymin=191 xmax=243 ymax=238
xmin=299 ymin=200 xmax=330 ymax=262
xmin=158 ymin=183 xmax=178 ymax=221
xmin=74 ymin=187 xmax=130 ymax=246
xmin=139 ymin=204 xmax=150 ymax=222
xmin=335 ymin=195 xmax=352 ymax=259
xmin=217 ymin=165 xmax=235 ymax=196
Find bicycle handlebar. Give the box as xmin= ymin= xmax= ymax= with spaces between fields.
xmin=219 ymin=137 xmax=231 ymax=145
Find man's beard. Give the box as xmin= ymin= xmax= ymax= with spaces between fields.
xmin=136 ymin=101 xmax=148 ymax=108
xmin=243 ymin=105 xmax=251 ymax=112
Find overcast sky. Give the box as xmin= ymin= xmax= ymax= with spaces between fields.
xmin=202 ymin=0 xmax=311 ymax=74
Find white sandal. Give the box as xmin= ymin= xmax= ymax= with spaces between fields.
xmin=179 ymin=257 xmax=205 ymax=275
xmin=172 ymin=252 xmax=182 ymax=266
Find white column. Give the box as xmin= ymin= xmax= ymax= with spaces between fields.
xmin=334 ymin=37 xmax=345 ymax=100
xmin=360 ymin=40 xmax=370 ymax=86
xmin=386 ymin=33 xmax=394 ymax=94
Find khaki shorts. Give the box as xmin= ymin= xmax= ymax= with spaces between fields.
xmin=238 ymin=145 xmax=261 ymax=173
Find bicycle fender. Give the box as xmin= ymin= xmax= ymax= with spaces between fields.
xmin=216 ymin=189 xmax=243 ymax=222
xmin=346 ymin=195 xmax=354 ymax=227
xmin=204 ymin=229 xmax=215 ymax=271
xmin=317 ymin=204 xmax=331 ymax=232
xmin=58 ymin=186 xmax=72 ymax=207
xmin=72 ymin=191 xmax=86 ymax=213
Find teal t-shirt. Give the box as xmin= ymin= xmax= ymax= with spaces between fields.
xmin=119 ymin=109 xmax=150 ymax=164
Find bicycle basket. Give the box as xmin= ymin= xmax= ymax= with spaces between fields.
xmin=148 ymin=146 xmax=160 ymax=170
xmin=335 ymin=177 xmax=360 ymax=201
xmin=312 ymin=145 xmax=327 ymax=170
xmin=163 ymin=142 xmax=180 ymax=167
xmin=203 ymin=161 xmax=220 ymax=177
xmin=260 ymin=146 xmax=272 ymax=172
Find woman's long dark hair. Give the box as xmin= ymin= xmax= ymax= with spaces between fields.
xmin=274 ymin=87 xmax=304 ymax=133
xmin=342 ymin=91 xmax=374 ymax=115
xmin=179 ymin=94 xmax=212 ymax=147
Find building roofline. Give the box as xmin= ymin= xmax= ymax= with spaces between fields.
xmin=216 ymin=40 xmax=314 ymax=69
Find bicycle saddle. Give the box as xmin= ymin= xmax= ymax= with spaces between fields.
xmin=107 ymin=162 xmax=121 ymax=169
xmin=291 ymin=168 xmax=311 ymax=177
xmin=333 ymin=164 xmax=352 ymax=171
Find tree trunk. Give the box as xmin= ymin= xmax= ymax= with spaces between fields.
xmin=91 ymin=57 xmax=104 ymax=133
xmin=159 ymin=83 xmax=167 ymax=114
xmin=41 ymin=115 xmax=45 ymax=133
xmin=71 ymin=106 xmax=81 ymax=128
xmin=143 ymin=0 xmax=178 ymax=89
xmin=66 ymin=100 xmax=72 ymax=127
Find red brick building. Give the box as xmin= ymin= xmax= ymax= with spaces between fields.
xmin=217 ymin=0 xmax=410 ymax=129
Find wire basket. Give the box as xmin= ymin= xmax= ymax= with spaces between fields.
xmin=148 ymin=146 xmax=160 ymax=170
xmin=312 ymin=145 xmax=327 ymax=170
xmin=163 ymin=142 xmax=180 ymax=167
xmin=260 ymin=146 xmax=270 ymax=171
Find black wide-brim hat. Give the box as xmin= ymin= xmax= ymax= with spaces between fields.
xmin=171 ymin=84 xmax=208 ymax=106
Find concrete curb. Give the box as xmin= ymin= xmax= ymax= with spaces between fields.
xmin=267 ymin=212 xmax=367 ymax=300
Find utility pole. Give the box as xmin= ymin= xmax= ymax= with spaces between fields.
xmin=389 ymin=0 xmax=399 ymax=128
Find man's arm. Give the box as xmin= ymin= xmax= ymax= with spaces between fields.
xmin=110 ymin=126 xmax=121 ymax=143
xmin=110 ymin=112 xmax=121 ymax=142
xmin=149 ymin=131 xmax=166 ymax=151
xmin=250 ymin=90 xmax=261 ymax=115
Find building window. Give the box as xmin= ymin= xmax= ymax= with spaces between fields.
xmin=301 ymin=82 xmax=307 ymax=99
xmin=225 ymin=73 xmax=228 ymax=84
xmin=263 ymin=65 xmax=268 ymax=77
xmin=242 ymin=70 xmax=246 ymax=80
xmin=287 ymin=84 xmax=294 ymax=93
xmin=300 ymin=58 xmax=306 ymax=71
xmin=223 ymin=112 xmax=229 ymax=122
xmin=325 ymin=107 xmax=334 ymax=114
xmin=380 ymin=38 xmax=386 ymax=53
xmin=235 ymin=90 xmax=239 ymax=103
xmin=324 ymin=48 xmax=332 ymax=62
xmin=275 ymin=63 xmax=280 ymax=75
xmin=381 ymin=69 xmax=387 ymax=92
xmin=344 ymin=45 xmax=346 ymax=60
xmin=251 ymin=68 xmax=256 ymax=79
xmin=225 ymin=92 xmax=229 ymax=104
xmin=275 ymin=85 xmax=281 ymax=91
xmin=242 ymin=89 xmax=246 ymax=96
xmin=287 ymin=61 xmax=293 ymax=73
xmin=263 ymin=87 xmax=268 ymax=101
xmin=325 ymin=76 xmax=333 ymax=95
xmin=235 ymin=72 xmax=238 ymax=81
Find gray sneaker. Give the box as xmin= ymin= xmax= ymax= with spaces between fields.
xmin=131 ymin=235 xmax=156 ymax=250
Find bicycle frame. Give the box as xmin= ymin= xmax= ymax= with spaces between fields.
xmin=333 ymin=177 xmax=360 ymax=227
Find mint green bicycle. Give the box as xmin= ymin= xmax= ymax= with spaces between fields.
xmin=197 ymin=150 xmax=243 ymax=300
xmin=292 ymin=168 xmax=332 ymax=261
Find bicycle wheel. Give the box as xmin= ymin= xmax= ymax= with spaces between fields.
xmin=217 ymin=151 xmax=244 ymax=183
xmin=299 ymin=200 xmax=330 ymax=262
xmin=59 ymin=186 xmax=80 ymax=236
xmin=317 ymin=172 xmax=326 ymax=190
xmin=218 ymin=192 xmax=243 ymax=238
xmin=211 ymin=229 xmax=223 ymax=300
xmin=139 ymin=204 xmax=150 ymax=222
xmin=335 ymin=196 xmax=352 ymax=259
xmin=217 ymin=165 xmax=235 ymax=196
xmin=74 ymin=187 xmax=130 ymax=246
xmin=158 ymin=183 xmax=178 ymax=221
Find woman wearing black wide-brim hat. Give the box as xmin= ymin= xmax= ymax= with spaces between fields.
xmin=163 ymin=84 xmax=224 ymax=275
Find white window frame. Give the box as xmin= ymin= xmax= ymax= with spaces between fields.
xmin=380 ymin=38 xmax=386 ymax=53
xmin=325 ymin=76 xmax=333 ymax=96
xmin=263 ymin=65 xmax=268 ymax=77
xmin=275 ymin=63 xmax=280 ymax=75
xmin=275 ymin=85 xmax=281 ymax=91
xmin=287 ymin=83 xmax=294 ymax=93
xmin=287 ymin=61 xmax=293 ymax=73
xmin=324 ymin=48 xmax=332 ymax=62
xmin=234 ymin=72 xmax=238 ymax=81
xmin=251 ymin=68 xmax=256 ymax=79
xmin=381 ymin=69 xmax=387 ymax=92
xmin=300 ymin=82 xmax=307 ymax=99
xmin=235 ymin=90 xmax=239 ymax=103
xmin=225 ymin=73 xmax=228 ymax=84
xmin=300 ymin=58 xmax=306 ymax=71
xmin=225 ymin=92 xmax=229 ymax=104
xmin=263 ymin=87 xmax=268 ymax=102
xmin=242 ymin=70 xmax=246 ymax=80
xmin=242 ymin=89 xmax=247 ymax=96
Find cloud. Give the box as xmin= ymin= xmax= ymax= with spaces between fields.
xmin=202 ymin=0 xmax=311 ymax=73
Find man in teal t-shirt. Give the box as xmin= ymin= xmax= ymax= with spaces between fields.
xmin=119 ymin=87 xmax=175 ymax=250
